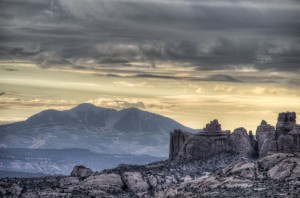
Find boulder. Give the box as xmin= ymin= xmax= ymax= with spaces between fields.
xmin=222 ymin=162 xmax=255 ymax=178
xmin=70 ymin=165 xmax=93 ymax=178
xmin=265 ymin=154 xmax=300 ymax=180
xmin=122 ymin=172 xmax=149 ymax=194
xmin=83 ymin=173 xmax=124 ymax=192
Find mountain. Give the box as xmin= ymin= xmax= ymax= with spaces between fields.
xmin=0 ymin=103 xmax=196 ymax=156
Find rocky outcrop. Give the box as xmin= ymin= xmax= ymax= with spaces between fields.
xmin=170 ymin=112 xmax=300 ymax=162
xmin=164 ymin=153 xmax=300 ymax=197
xmin=82 ymin=173 xmax=124 ymax=192
xmin=256 ymin=120 xmax=275 ymax=157
xmin=269 ymin=112 xmax=300 ymax=154
xmin=169 ymin=129 xmax=192 ymax=160
xmin=203 ymin=119 xmax=222 ymax=133
xmin=70 ymin=165 xmax=93 ymax=179
xmin=173 ymin=120 xmax=258 ymax=161
xmin=229 ymin=127 xmax=256 ymax=157
xmin=176 ymin=120 xmax=231 ymax=161
xmin=122 ymin=172 xmax=149 ymax=195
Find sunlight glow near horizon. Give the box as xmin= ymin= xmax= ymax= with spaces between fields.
xmin=1 ymin=63 xmax=299 ymax=133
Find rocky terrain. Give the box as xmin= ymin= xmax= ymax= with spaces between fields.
xmin=0 ymin=111 xmax=299 ymax=197
xmin=0 ymin=153 xmax=299 ymax=197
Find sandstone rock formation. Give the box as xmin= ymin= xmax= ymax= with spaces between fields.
xmin=172 ymin=120 xmax=257 ymax=161
xmin=70 ymin=165 xmax=93 ymax=179
xmin=268 ymin=112 xmax=300 ymax=154
xmin=169 ymin=129 xmax=192 ymax=160
xmin=175 ymin=120 xmax=231 ymax=161
xmin=256 ymin=120 xmax=275 ymax=157
xmin=171 ymin=112 xmax=300 ymax=162
xmin=229 ymin=127 xmax=256 ymax=157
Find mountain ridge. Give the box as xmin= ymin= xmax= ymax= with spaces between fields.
xmin=0 ymin=104 xmax=196 ymax=156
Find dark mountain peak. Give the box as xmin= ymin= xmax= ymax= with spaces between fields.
xmin=121 ymin=107 xmax=143 ymax=114
xmin=25 ymin=109 xmax=76 ymax=126
xmin=68 ymin=103 xmax=115 ymax=113
xmin=70 ymin=103 xmax=97 ymax=111
xmin=123 ymin=107 xmax=141 ymax=111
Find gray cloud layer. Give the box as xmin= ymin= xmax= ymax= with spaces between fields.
xmin=1 ymin=0 xmax=300 ymax=77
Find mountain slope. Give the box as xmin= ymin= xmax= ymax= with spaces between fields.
xmin=0 ymin=104 xmax=196 ymax=156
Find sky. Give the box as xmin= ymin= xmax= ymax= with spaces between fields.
xmin=0 ymin=0 xmax=300 ymax=132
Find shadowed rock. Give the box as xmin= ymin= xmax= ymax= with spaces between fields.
xmin=175 ymin=120 xmax=232 ymax=161
xmin=229 ymin=127 xmax=256 ymax=157
xmin=256 ymin=120 xmax=275 ymax=157
xmin=169 ymin=129 xmax=192 ymax=160
xmin=269 ymin=112 xmax=300 ymax=154
xmin=70 ymin=165 xmax=93 ymax=179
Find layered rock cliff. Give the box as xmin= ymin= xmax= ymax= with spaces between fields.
xmin=170 ymin=120 xmax=256 ymax=162
xmin=256 ymin=112 xmax=300 ymax=156
xmin=170 ymin=112 xmax=300 ymax=162
xmin=169 ymin=129 xmax=192 ymax=160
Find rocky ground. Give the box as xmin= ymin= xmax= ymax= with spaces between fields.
xmin=0 ymin=153 xmax=299 ymax=197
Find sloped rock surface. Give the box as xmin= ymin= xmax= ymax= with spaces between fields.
xmin=163 ymin=153 xmax=300 ymax=198
xmin=70 ymin=165 xmax=93 ymax=179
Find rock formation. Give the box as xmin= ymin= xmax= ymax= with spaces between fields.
xmin=70 ymin=165 xmax=93 ymax=179
xmin=175 ymin=120 xmax=231 ymax=161
xmin=268 ymin=112 xmax=300 ymax=154
xmin=171 ymin=112 xmax=300 ymax=162
xmin=165 ymin=153 xmax=300 ymax=197
xmin=172 ymin=120 xmax=255 ymax=161
xmin=229 ymin=127 xmax=256 ymax=157
xmin=255 ymin=120 xmax=275 ymax=157
xmin=169 ymin=129 xmax=192 ymax=160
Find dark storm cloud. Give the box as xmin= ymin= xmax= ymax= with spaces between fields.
xmin=1 ymin=0 xmax=300 ymax=79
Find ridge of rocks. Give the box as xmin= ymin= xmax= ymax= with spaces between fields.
xmin=170 ymin=112 xmax=300 ymax=162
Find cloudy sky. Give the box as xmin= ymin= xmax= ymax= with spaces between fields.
xmin=0 ymin=0 xmax=300 ymax=131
